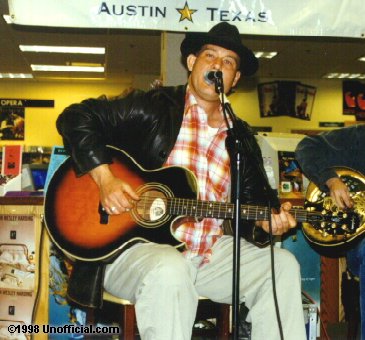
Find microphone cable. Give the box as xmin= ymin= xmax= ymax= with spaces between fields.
xmin=267 ymin=203 xmax=285 ymax=340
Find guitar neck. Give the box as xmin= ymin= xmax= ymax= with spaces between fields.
xmin=241 ymin=205 xmax=311 ymax=223
xmin=168 ymin=198 xmax=311 ymax=222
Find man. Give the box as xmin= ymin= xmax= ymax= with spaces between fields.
xmin=295 ymin=124 xmax=365 ymax=339
xmin=57 ymin=22 xmax=306 ymax=340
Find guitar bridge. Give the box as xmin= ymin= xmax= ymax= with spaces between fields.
xmin=98 ymin=203 xmax=109 ymax=224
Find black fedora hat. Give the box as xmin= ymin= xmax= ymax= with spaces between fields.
xmin=180 ymin=22 xmax=258 ymax=76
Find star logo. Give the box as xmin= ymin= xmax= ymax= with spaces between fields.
xmin=176 ymin=2 xmax=197 ymax=22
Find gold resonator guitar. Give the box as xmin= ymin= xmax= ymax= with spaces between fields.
xmin=302 ymin=167 xmax=365 ymax=248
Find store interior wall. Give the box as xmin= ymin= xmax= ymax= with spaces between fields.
xmin=0 ymin=75 xmax=352 ymax=148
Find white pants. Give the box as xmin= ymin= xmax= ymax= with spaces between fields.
xmin=104 ymin=235 xmax=306 ymax=340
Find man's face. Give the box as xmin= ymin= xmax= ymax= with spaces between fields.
xmin=187 ymin=44 xmax=241 ymax=102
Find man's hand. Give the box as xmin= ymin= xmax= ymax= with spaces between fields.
xmin=89 ymin=164 xmax=139 ymax=215
xmin=258 ymin=201 xmax=297 ymax=235
xmin=326 ymin=177 xmax=353 ymax=209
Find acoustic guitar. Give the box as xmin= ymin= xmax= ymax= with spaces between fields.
xmin=44 ymin=146 xmax=364 ymax=261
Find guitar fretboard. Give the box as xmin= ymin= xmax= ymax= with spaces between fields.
xmin=167 ymin=197 xmax=313 ymax=222
xmin=168 ymin=198 xmax=235 ymax=219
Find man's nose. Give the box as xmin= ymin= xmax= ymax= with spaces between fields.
xmin=212 ymin=58 xmax=223 ymax=70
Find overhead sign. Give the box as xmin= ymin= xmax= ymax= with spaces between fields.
xmin=0 ymin=99 xmax=54 ymax=107
xmin=319 ymin=122 xmax=345 ymax=127
xmin=7 ymin=0 xmax=365 ymax=38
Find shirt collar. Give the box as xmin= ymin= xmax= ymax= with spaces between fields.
xmin=185 ymin=86 xmax=198 ymax=111
xmin=185 ymin=86 xmax=232 ymax=131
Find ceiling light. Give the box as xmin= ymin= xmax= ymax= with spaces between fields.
xmin=20 ymin=45 xmax=105 ymax=54
xmin=0 ymin=73 xmax=33 ymax=79
xmin=36 ymin=76 xmax=106 ymax=81
xmin=31 ymin=65 xmax=104 ymax=72
xmin=2 ymin=15 xmax=12 ymax=24
xmin=348 ymin=73 xmax=361 ymax=78
xmin=69 ymin=62 xmax=103 ymax=67
xmin=338 ymin=73 xmax=350 ymax=78
xmin=358 ymin=56 xmax=365 ymax=62
xmin=323 ymin=72 xmax=365 ymax=79
xmin=254 ymin=51 xmax=278 ymax=59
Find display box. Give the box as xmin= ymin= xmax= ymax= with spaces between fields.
xmin=0 ymin=175 xmax=21 ymax=196
xmin=303 ymin=303 xmax=318 ymax=340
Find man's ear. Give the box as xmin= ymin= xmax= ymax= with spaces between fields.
xmin=232 ymin=71 xmax=241 ymax=87
xmin=186 ymin=54 xmax=197 ymax=72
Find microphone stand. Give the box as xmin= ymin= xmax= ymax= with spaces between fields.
xmin=214 ymin=74 xmax=281 ymax=340
xmin=214 ymin=75 xmax=243 ymax=340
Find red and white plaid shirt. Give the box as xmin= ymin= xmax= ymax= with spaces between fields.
xmin=164 ymin=88 xmax=231 ymax=262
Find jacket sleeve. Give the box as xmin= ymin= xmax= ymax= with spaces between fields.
xmin=56 ymin=90 xmax=148 ymax=175
xmin=295 ymin=125 xmax=365 ymax=191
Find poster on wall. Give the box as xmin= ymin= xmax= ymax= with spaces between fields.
xmin=342 ymin=80 xmax=365 ymax=120
xmin=258 ymin=81 xmax=298 ymax=118
xmin=0 ymin=98 xmax=53 ymax=142
xmin=258 ymin=81 xmax=316 ymax=120
xmin=257 ymin=82 xmax=281 ymax=117
xmin=0 ymin=107 xmax=25 ymax=140
xmin=294 ymin=84 xmax=317 ymax=121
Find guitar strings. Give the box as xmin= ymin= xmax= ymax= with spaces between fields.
xmin=134 ymin=194 xmax=312 ymax=221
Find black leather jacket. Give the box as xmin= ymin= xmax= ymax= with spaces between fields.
xmin=57 ymin=85 xmax=186 ymax=175
xmin=56 ymin=84 xmax=278 ymax=307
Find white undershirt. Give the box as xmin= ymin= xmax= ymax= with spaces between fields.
xmin=207 ymin=125 xmax=219 ymax=142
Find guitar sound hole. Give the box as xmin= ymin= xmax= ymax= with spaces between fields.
xmin=132 ymin=185 xmax=171 ymax=227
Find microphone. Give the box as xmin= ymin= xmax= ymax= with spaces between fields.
xmin=204 ymin=70 xmax=223 ymax=84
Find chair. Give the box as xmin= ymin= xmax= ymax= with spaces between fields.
xmin=86 ymin=292 xmax=230 ymax=339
